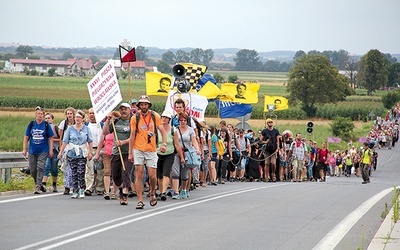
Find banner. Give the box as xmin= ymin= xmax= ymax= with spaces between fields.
xmin=264 ymin=95 xmax=289 ymax=111
xmin=221 ymin=82 xmax=260 ymax=104
xmin=179 ymin=63 xmax=207 ymax=86
xmin=87 ymin=61 xmax=122 ymax=123
xmin=358 ymin=137 xmax=368 ymax=143
xmin=164 ymin=90 xmax=209 ymax=122
xmin=196 ymin=73 xmax=216 ymax=91
xmin=146 ymin=72 xmax=172 ymax=96
xmin=327 ymin=136 xmax=342 ymax=143
xmin=215 ymin=100 xmax=252 ymax=118
xmin=197 ymin=81 xmax=234 ymax=101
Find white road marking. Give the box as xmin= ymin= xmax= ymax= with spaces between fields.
xmin=13 ymin=184 xmax=286 ymax=250
xmin=313 ymin=185 xmax=400 ymax=250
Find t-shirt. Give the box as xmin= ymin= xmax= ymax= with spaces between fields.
xmin=211 ymin=134 xmax=218 ymax=154
xmin=130 ymin=111 xmax=162 ymax=152
xmin=25 ymin=120 xmax=54 ymax=154
xmin=289 ymin=141 xmax=307 ymax=160
xmin=63 ymin=125 xmax=93 ymax=158
xmin=103 ymin=133 xmax=114 ymax=156
xmin=175 ymin=126 xmax=195 ymax=149
xmin=157 ymin=125 xmax=175 ymax=155
xmin=86 ymin=122 xmax=103 ymax=148
xmin=110 ymin=118 xmax=131 ymax=155
xmin=261 ymin=128 xmax=280 ymax=146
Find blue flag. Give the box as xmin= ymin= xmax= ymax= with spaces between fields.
xmin=215 ymin=100 xmax=252 ymax=118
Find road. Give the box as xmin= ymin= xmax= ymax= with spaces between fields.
xmin=0 ymin=146 xmax=399 ymax=250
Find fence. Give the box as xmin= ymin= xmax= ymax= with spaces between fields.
xmin=0 ymin=152 xmax=28 ymax=183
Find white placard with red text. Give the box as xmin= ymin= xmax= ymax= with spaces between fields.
xmin=87 ymin=61 xmax=122 ymax=123
xmin=165 ymin=90 xmax=208 ymax=122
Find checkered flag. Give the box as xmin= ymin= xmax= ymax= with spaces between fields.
xmin=180 ymin=63 xmax=207 ymax=87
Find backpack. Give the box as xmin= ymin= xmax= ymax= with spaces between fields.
xmin=28 ymin=120 xmax=50 ymax=138
xmin=265 ymin=138 xmax=277 ymax=153
xmin=135 ymin=111 xmax=158 ymax=144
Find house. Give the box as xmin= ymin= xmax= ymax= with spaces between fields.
xmin=9 ymin=58 xmax=74 ymax=74
xmin=9 ymin=58 xmax=99 ymax=76
xmin=121 ymin=60 xmax=146 ymax=75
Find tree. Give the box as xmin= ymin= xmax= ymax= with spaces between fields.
xmin=293 ymin=50 xmax=306 ymax=60
xmin=157 ymin=60 xmax=171 ymax=74
xmin=382 ymin=91 xmax=400 ymax=109
xmin=135 ymin=46 xmax=148 ymax=61
xmin=202 ymin=49 xmax=214 ymax=65
xmin=213 ymin=73 xmax=224 ymax=83
xmin=387 ymin=62 xmax=400 ymax=87
xmin=287 ymin=54 xmax=353 ymax=117
xmin=62 ymin=50 xmax=74 ymax=60
xmin=161 ymin=51 xmax=176 ymax=64
xmin=190 ymin=48 xmax=203 ymax=64
xmin=15 ymin=45 xmax=34 ymax=58
xmin=345 ymin=55 xmax=359 ymax=89
xmin=89 ymin=55 xmax=99 ymax=64
xmin=48 ymin=67 xmax=56 ymax=77
xmin=357 ymin=49 xmax=388 ymax=95
xmin=228 ymin=74 xmax=238 ymax=83
xmin=175 ymin=50 xmax=190 ymax=62
xmin=234 ymin=49 xmax=262 ymax=71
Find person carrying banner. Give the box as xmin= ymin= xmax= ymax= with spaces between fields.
xmin=102 ymin=103 xmax=133 ymax=205
xmin=128 ymin=95 xmax=167 ymax=209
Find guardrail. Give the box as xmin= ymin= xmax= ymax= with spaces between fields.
xmin=0 ymin=152 xmax=28 ymax=183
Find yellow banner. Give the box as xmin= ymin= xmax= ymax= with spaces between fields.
xmin=264 ymin=95 xmax=289 ymax=111
xmin=220 ymin=82 xmax=260 ymax=104
xmin=146 ymin=72 xmax=172 ymax=96
xmin=179 ymin=63 xmax=207 ymax=86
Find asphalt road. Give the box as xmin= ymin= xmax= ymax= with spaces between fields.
xmin=1 ymin=145 xmax=399 ymax=250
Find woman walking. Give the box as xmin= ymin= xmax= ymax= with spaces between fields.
xmin=58 ymin=110 xmax=93 ymax=198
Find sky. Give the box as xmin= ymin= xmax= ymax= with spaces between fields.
xmin=1 ymin=0 xmax=399 ymax=55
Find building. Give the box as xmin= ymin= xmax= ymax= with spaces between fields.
xmin=9 ymin=58 xmax=100 ymax=75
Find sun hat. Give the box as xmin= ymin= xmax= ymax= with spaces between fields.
xmin=161 ymin=110 xmax=172 ymax=119
xmin=119 ymin=103 xmax=130 ymax=109
xmin=137 ymin=95 xmax=152 ymax=107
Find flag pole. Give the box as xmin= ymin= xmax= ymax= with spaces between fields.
xmin=128 ymin=62 xmax=132 ymax=102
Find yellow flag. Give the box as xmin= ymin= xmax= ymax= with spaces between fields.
xmin=146 ymin=72 xmax=172 ymax=96
xmin=197 ymin=81 xmax=222 ymax=99
xmin=179 ymin=63 xmax=207 ymax=86
xmin=221 ymin=82 xmax=260 ymax=104
xmin=264 ymin=95 xmax=289 ymax=111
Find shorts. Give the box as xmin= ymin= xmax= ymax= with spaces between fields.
xmin=133 ymin=149 xmax=158 ymax=168
xmin=211 ymin=152 xmax=218 ymax=162
xmin=264 ymin=151 xmax=276 ymax=165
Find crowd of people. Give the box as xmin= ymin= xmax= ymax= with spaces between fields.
xmin=22 ymin=98 xmax=400 ymax=208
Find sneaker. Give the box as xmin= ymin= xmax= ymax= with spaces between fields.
xmin=167 ymin=189 xmax=173 ymax=197
xmin=40 ymin=185 xmax=47 ymax=193
xmin=172 ymin=192 xmax=180 ymax=199
xmin=84 ymin=190 xmax=92 ymax=196
xmin=34 ymin=185 xmax=40 ymax=194
xmin=79 ymin=189 xmax=85 ymax=198
xmin=71 ymin=191 xmax=79 ymax=199
xmin=181 ymin=190 xmax=188 ymax=199
xmin=160 ymin=193 xmax=167 ymax=201
xmin=52 ymin=185 xmax=58 ymax=193
xmin=186 ymin=191 xmax=190 ymax=198
xmin=63 ymin=187 xmax=70 ymax=195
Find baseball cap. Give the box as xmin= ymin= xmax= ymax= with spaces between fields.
xmin=266 ymin=118 xmax=273 ymax=123
xmin=161 ymin=110 xmax=172 ymax=119
xmin=131 ymin=98 xmax=137 ymax=104
xmin=119 ymin=103 xmax=130 ymax=109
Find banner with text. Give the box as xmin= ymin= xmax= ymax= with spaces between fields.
xmin=165 ymin=90 xmax=209 ymax=122
xmin=214 ymin=100 xmax=252 ymax=118
xmin=87 ymin=61 xmax=122 ymax=123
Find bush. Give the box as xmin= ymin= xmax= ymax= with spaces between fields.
xmin=382 ymin=91 xmax=400 ymax=110
xmin=330 ymin=116 xmax=355 ymax=141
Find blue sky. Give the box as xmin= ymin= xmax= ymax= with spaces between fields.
xmin=1 ymin=0 xmax=399 ymax=55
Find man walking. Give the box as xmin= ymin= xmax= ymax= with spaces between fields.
xmin=22 ymin=106 xmax=54 ymax=194
xmin=261 ymin=118 xmax=280 ymax=182
xmin=103 ymin=103 xmax=133 ymax=205
xmin=128 ymin=95 xmax=167 ymax=209
xmin=360 ymin=142 xmax=373 ymax=184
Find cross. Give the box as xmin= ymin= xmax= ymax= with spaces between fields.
xmin=121 ymin=39 xmax=131 ymax=49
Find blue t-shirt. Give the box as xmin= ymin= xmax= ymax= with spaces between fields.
xmin=63 ymin=125 xmax=93 ymax=158
xmin=211 ymin=134 xmax=218 ymax=154
xmin=25 ymin=121 xmax=54 ymax=154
